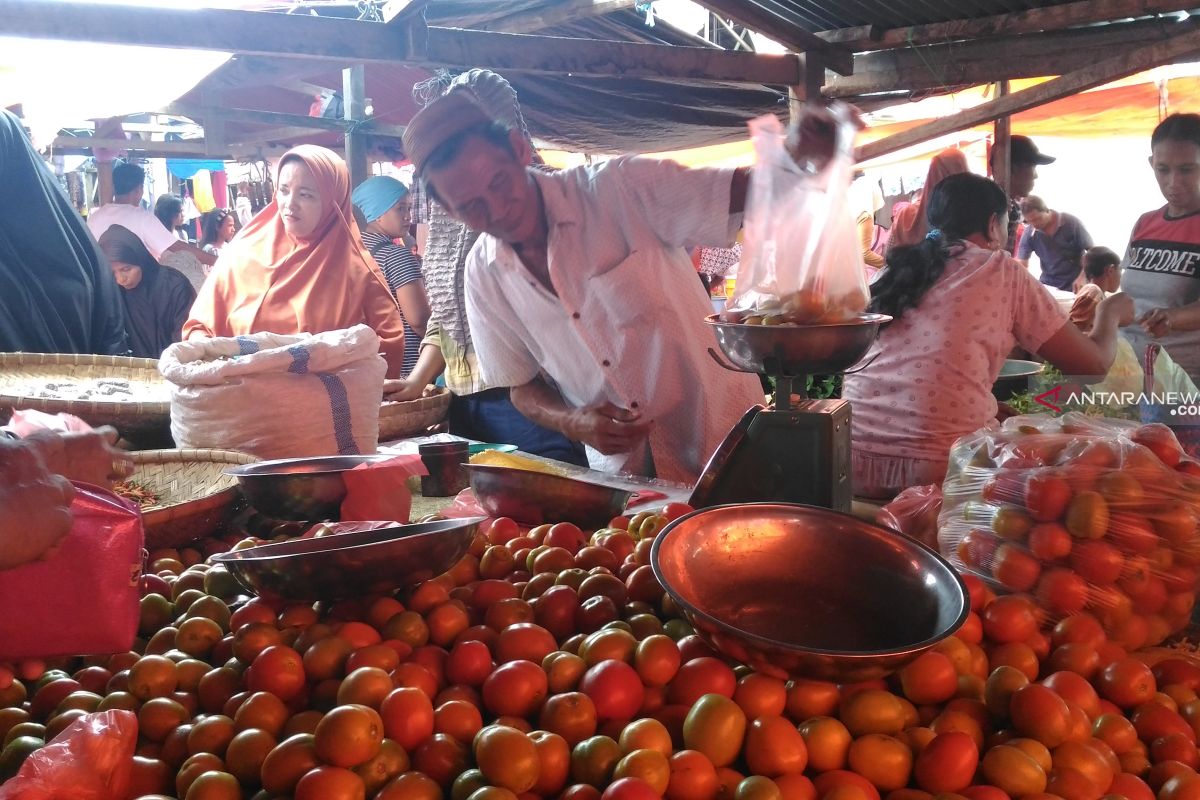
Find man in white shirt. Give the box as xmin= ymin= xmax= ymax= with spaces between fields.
xmin=87 ymin=160 xmax=216 ymax=269
xmin=401 ymin=91 xmax=790 ymax=483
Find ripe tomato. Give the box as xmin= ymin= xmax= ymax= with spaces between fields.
xmin=667 ymin=657 xmax=736 ymax=706
xmin=913 ymin=731 xmax=977 ymax=793
xmin=745 ymin=714 xmax=808 ymax=777
xmin=482 ymin=660 xmax=548 ymax=718
xmin=580 ymin=660 xmax=645 ymax=723
xmin=1009 ymin=684 xmax=1071 ymax=748
xmin=1025 ymin=473 xmax=1072 ymax=521
xmin=379 ymin=687 xmax=434 ymax=751
xmin=248 ymin=645 xmax=305 ymax=701
xmin=313 ymin=704 xmax=383 ymax=769
xmin=1036 ymin=568 xmax=1090 ymax=616
xmin=473 ymin=724 xmax=540 ymax=793
xmin=1097 ymin=658 xmax=1157 ymax=709
xmin=981 ymin=595 xmax=1041 ymax=644
xmin=898 ymin=651 xmax=958 ymax=706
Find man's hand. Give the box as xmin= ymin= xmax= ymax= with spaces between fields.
xmin=566 ymin=402 xmax=653 ymax=455
xmin=1140 ymin=306 xmax=1173 ymax=338
xmin=0 ymin=438 xmax=74 ymax=570
xmin=784 ymin=102 xmax=863 ymax=175
xmin=27 ymin=426 xmax=133 ymax=489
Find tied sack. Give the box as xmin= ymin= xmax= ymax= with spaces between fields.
xmin=0 ymin=484 xmax=143 ymax=661
xmin=160 ymin=325 xmax=387 ymax=459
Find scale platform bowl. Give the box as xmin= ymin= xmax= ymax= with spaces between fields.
xmin=212 ymin=517 xmax=485 ymax=602
xmin=705 ymin=313 xmax=891 ymax=376
xmin=225 ymin=454 xmax=393 ymax=521
xmin=651 ymin=503 xmax=969 ymax=683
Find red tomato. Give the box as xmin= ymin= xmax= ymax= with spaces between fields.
xmin=580 ymin=660 xmax=645 ymax=722
xmin=602 ymin=777 xmax=662 ymax=800
xmin=1024 ymin=473 xmax=1072 ymax=521
xmin=445 ymin=640 xmax=494 ymax=687
xmin=913 ymin=731 xmax=978 ymax=793
xmin=667 ymin=657 xmax=737 ymax=706
xmin=661 ymin=503 xmax=694 ymax=523
xmin=248 ymin=645 xmax=306 ymax=701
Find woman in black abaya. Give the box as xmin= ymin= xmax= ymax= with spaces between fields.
xmin=0 ymin=110 xmax=127 ymax=354
xmin=98 ymin=226 xmax=195 ymax=359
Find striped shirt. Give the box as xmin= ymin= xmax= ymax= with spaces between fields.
xmin=361 ymin=230 xmax=423 ymax=377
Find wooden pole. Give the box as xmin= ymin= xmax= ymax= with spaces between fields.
xmin=343 ymin=65 xmax=370 ymax=189
xmin=856 ymin=25 xmax=1200 ymax=162
xmin=992 ymin=81 xmax=1012 ymax=195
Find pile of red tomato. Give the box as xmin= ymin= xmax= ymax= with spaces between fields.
xmin=2 ymin=498 xmax=1200 ymax=800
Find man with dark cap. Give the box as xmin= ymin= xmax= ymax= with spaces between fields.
xmin=991 ymin=134 xmax=1056 ymax=254
xmin=401 ymin=87 xmax=842 ymax=483
xmin=87 ymin=159 xmax=216 ymax=269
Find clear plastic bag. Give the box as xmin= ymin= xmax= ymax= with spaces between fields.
xmin=877 ymin=484 xmax=943 ymax=549
xmin=723 ymin=103 xmax=868 ymax=324
xmin=939 ymin=412 xmax=1200 ymax=649
xmin=0 ymin=710 xmax=137 ymax=800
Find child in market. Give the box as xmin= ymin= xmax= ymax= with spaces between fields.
xmin=1070 ymin=246 xmax=1122 ymax=333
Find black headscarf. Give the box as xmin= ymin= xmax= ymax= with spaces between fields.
xmin=0 ymin=110 xmax=127 ymax=355
xmin=98 ymin=226 xmax=195 ymax=360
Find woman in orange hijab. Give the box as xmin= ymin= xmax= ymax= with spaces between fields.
xmin=887 ymin=148 xmax=971 ymax=252
xmin=184 ymin=145 xmax=407 ymax=377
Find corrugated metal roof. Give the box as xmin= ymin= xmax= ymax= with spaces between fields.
xmin=726 ymin=0 xmax=1087 ymax=32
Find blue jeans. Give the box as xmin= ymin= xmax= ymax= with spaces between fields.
xmin=449 ymin=388 xmax=589 ymax=467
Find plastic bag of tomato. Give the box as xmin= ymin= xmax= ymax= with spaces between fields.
xmin=939 ymin=412 xmax=1200 ymax=650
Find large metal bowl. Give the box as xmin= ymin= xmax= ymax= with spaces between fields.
xmin=224 ymin=454 xmax=393 ymax=520
xmin=706 ymin=313 xmax=891 ymax=375
xmin=211 ymin=517 xmax=485 ymax=601
xmin=466 ymin=464 xmax=633 ymax=529
xmin=652 ymin=503 xmax=968 ymax=682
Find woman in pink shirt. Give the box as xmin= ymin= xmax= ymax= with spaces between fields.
xmin=843 ymin=173 xmax=1133 ymax=499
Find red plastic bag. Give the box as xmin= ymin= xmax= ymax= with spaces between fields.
xmin=0 ymin=710 xmax=137 ymax=800
xmin=938 ymin=412 xmax=1200 ymax=648
xmin=440 ymin=487 xmax=490 ymax=522
xmin=339 ymin=455 xmax=428 ymax=523
xmin=877 ymin=484 xmax=943 ymax=549
xmin=0 ymin=484 xmax=143 ymax=660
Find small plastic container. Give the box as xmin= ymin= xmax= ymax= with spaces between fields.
xmin=419 ymin=441 xmax=469 ymax=497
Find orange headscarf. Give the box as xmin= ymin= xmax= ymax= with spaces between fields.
xmin=184 ymin=145 xmax=406 ymax=377
xmin=887 ymin=148 xmax=971 ymax=251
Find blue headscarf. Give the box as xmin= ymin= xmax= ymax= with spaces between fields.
xmin=351 ymin=176 xmax=409 ymax=223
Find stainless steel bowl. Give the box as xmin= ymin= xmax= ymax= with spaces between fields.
xmin=211 ymin=517 xmax=485 ymax=602
xmin=466 ymin=464 xmax=633 ymax=529
xmin=993 ymin=359 xmax=1044 ymax=401
xmin=224 ymin=454 xmax=393 ymax=521
xmin=706 ymin=313 xmax=891 ymax=375
xmin=652 ymin=503 xmax=968 ymax=682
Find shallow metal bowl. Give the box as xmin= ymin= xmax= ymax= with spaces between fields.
xmin=224 ymin=454 xmax=392 ymax=520
xmin=467 ymin=464 xmax=633 ymax=529
xmin=706 ymin=313 xmax=890 ymax=375
xmin=652 ymin=503 xmax=968 ymax=682
xmin=993 ymin=359 xmax=1044 ymax=401
xmin=211 ymin=517 xmax=485 ymax=602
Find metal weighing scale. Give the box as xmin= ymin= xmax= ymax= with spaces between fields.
xmin=689 ymin=313 xmax=891 ymax=513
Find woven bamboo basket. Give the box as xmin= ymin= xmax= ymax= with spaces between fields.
xmin=379 ymin=387 xmax=451 ymax=441
xmin=127 ymin=448 xmax=259 ymax=549
xmin=0 ymin=353 xmax=172 ymax=444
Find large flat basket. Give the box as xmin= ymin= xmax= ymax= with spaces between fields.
xmin=0 ymin=352 xmax=171 ymax=443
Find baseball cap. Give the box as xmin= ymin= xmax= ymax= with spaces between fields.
xmin=1009 ymin=135 xmax=1056 ymax=165
xmin=402 ymin=90 xmax=494 ymax=176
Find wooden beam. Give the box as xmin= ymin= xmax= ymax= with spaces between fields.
xmin=0 ymin=0 xmax=416 ymax=64
xmin=164 ymin=103 xmax=408 ymax=139
xmin=825 ymin=18 xmax=1191 ymax=98
xmin=420 ymin=27 xmax=802 ymax=84
xmin=227 ymin=126 xmax=330 ymax=148
xmin=692 ymin=0 xmax=854 ymax=75
xmin=482 ymin=0 xmax=638 ymax=33
xmin=51 ymin=136 xmax=214 ymax=158
xmin=856 ymin=26 xmax=1200 ymax=162
xmin=383 ymin=0 xmax=428 ymax=25
xmin=818 ymin=0 xmax=1196 ymax=51
xmin=0 ymin=1 xmax=804 ymax=86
